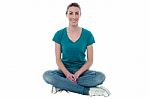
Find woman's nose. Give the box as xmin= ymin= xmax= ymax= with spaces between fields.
xmin=72 ymin=14 xmax=76 ymax=18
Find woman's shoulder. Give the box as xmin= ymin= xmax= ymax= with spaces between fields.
xmin=53 ymin=27 xmax=66 ymax=43
xmin=54 ymin=27 xmax=66 ymax=36
xmin=56 ymin=27 xmax=66 ymax=33
xmin=82 ymin=27 xmax=93 ymax=35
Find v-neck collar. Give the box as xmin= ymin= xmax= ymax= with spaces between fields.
xmin=65 ymin=27 xmax=83 ymax=43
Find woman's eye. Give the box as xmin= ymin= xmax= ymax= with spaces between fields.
xmin=75 ymin=12 xmax=79 ymax=15
xmin=69 ymin=13 xmax=73 ymax=15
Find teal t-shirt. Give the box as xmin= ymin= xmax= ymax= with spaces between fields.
xmin=52 ymin=27 xmax=95 ymax=71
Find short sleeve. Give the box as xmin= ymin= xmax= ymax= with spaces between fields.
xmin=87 ymin=31 xmax=95 ymax=46
xmin=52 ymin=31 xmax=62 ymax=44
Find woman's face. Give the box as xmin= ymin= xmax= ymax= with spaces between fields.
xmin=66 ymin=6 xmax=81 ymax=27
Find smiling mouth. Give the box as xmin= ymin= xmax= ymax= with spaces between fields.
xmin=72 ymin=21 xmax=77 ymax=23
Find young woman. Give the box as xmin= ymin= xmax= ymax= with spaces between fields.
xmin=43 ymin=2 xmax=110 ymax=96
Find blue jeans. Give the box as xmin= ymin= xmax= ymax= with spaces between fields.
xmin=43 ymin=70 xmax=105 ymax=95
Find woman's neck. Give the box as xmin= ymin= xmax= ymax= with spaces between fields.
xmin=68 ymin=25 xmax=80 ymax=32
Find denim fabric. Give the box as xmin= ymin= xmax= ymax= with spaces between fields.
xmin=43 ymin=70 xmax=105 ymax=95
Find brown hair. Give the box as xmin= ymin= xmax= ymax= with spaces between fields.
xmin=66 ymin=2 xmax=81 ymax=15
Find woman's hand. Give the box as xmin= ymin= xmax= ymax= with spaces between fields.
xmin=66 ymin=73 xmax=77 ymax=83
xmin=74 ymin=72 xmax=80 ymax=81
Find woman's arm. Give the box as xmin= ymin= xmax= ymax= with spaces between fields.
xmin=74 ymin=45 xmax=93 ymax=78
xmin=55 ymin=43 xmax=70 ymax=76
xmin=55 ymin=43 xmax=76 ymax=82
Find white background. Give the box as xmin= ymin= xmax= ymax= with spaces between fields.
xmin=0 ymin=0 xmax=150 ymax=99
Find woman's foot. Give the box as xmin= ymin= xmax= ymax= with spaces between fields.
xmin=51 ymin=86 xmax=69 ymax=94
xmin=51 ymin=86 xmax=63 ymax=94
xmin=89 ymin=86 xmax=111 ymax=97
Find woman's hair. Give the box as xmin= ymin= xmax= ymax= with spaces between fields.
xmin=66 ymin=2 xmax=81 ymax=15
